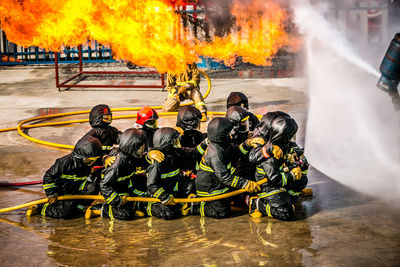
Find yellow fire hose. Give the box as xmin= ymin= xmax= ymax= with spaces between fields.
xmin=0 ymin=179 xmax=267 ymax=213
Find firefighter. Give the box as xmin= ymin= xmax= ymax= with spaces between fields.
xmin=248 ymin=116 xmax=309 ymax=221
xmin=225 ymin=106 xmax=251 ymax=145
xmin=252 ymin=111 xmax=291 ymax=139
xmin=163 ymin=63 xmax=208 ymax=122
xmin=176 ymin=105 xmax=207 ymax=148
xmin=133 ymin=106 xmax=159 ymax=150
xmin=27 ymin=135 xmax=103 ymax=219
xmin=85 ymin=104 xmax=121 ymax=152
xmin=146 ymin=127 xmax=208 ymax=220
xmin=191 ymin=117 xmax=265 ymax=219
xmin=87 ymin=129 xmax=150 ymax=220
xmin=226 ymin=92 xmax=259 ymax=131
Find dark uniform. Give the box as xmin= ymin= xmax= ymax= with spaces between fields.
xmin=85 ymin=104 xmax=121 ymax=152
xmin=249 ymin=116 xmax=308 ymax=221
xmin=39 ymin=135 xmax=103 ymax=219
xmin=99 ymin=129 xmax=149 ymax=220
xmin=146 ymin=127 xmax=208 ymax=220
xmin=194 ymin=118 xmax=255 ymax=218
xmin=133 ymin=107 xmax=159 ymax=150
xmin=176 ymin=106 xmax=207 ymax=148
xmin=226 ymin=92 xmax=259 ymax=131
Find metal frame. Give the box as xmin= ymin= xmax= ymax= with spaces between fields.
xmin=55 ymin=45 xmax=165 ymax=91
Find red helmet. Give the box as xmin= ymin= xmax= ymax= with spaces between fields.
xmin=136 ymin=107 xmax=159 ymax=126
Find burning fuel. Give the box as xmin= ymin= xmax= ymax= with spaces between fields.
xmin=0 ymin=0 xmax=300 ymax=74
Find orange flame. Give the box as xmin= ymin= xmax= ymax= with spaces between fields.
xmin=0 ymin=0 xmax=300 ymax=73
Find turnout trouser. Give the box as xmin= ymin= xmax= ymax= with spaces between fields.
xmin=101 ymin=202 xmax=136 ymax=221
xmin=251 ymin=189 xmax=294 ymax=221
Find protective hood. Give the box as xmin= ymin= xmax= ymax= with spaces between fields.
xmin=153 ymin=127 xmax=180 ymax=151
xmin=89 ymin=104 xmax=112 ymax=127
xmin=226 ymin=92 xmax=249 ymax=109
xmin=119 ymin=128 xmax=147 ymax=157
xmin=256 ymin=111 xmax=290 ymax=138
xmin=72 ymin=135 xmax=103 ymax=159
xmin=207 ymin=117 xmax=233 ymax=144
xmin=226 ymin=106 xmax=249 ymax=124
xmin=269 ymin=116 xmax=298 ymax=146
xmin=176 ymin=106 xmax=202 ymax=130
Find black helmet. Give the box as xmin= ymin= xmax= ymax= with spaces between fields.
xmin=207 ymin=117 xmax=233 ymax=144
xmin=119 ymin=128 xmax=147 ymax=158
xmin=153 ymin=127 xmax=180 ymax=151
xmin=269 ymin=116 xmax=298 ymax=145
xmin=255 ymin=111 xmax=290 ymax=138
xmin=89 ymin=104 xmax=112 ymax=127
xmin=72 ymin=135 xmax=103 ymax=159
xmin=225 ymin=106 xmax=250 ymax=134
xmin=227 ymin=92 xmax=249 ymax=109
xmin=176 ymin=106 xmax=202 ymax=131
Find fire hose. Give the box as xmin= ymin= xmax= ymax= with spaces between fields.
xmin=0 ymin=179 xmax=267 ymax=213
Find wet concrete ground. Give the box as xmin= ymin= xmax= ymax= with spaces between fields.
xmin=0 ymin=66 xmax=399 ymax=266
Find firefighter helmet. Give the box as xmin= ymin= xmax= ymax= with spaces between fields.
xmin=136 ymin=107 xmax=159 ymax=126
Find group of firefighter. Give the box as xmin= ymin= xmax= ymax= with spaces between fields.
xmin=27 ymin=64 xmax=311 ymax=221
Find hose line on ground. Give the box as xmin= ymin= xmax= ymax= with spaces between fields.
xmin=0 ymin=179 xmax=267 ymax=213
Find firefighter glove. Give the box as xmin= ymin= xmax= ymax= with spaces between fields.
xmin=47 ymin=193 xmax=59 ymax=204
xmin=103 ymin=155 xmax=116 ymax=168
xmin=120 ymin=194 xmax=129 ymax=206
xmin=162 ymin=195 xmax=176 ymax=205
xmin=272 ymin=145 xmax=283 ymax=159
xmin=291 ymin=166 xmax=302 ymax=180
xmin=244 ymin=180 xmax=261 ymax=193
xmin=148 ymin=150 xmax=165 ymax=163
xmin=245 ymin=137 xmax=265 ymax=148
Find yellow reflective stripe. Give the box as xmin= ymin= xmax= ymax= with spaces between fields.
xmin=266 ymin=204 xmax=272 ymax=217
xmin=197 ymin=187 xmax=229 ymax=197
xmin=288 ymin=190 xmax=300 ymax=196
xmin=41 ymin=203 xmax=49 ymax=216
xmin=195 ymin=101 xmax=205 ymax=108
xmin=117 ymin=171 xmax=136 ymax=181
xmin=133 ymin=189 xmax=145 ymax=196
xmin=241 ymin=116 xmax=249 ymax=122
xmin=154 ymin=188 xmax=165 ymax=198
xmin=174 ymin=182 xmax=179 ymax=192
xmin=231 ymin=176 xmax=239 ymax=188
xmin=145 ymin=155 xmax=152 ymax=164
xmin=188 ymin=80 xmax=198 ymax=87
xmin=197 ymin=144 xmax=205 ymax=155
xmin=147 ymin=202 xmax=153 ymax=216
xmin=239 ymin=144 xmax=249 ymax=154
xmin=227 ymin=162 xmax=232 ymax=169
xmin=200 ymin=201 xmax=205 ymax=217
xmin=256 ymin=167 xmax=266 ymax=175
xmin=302 ymin=170 xmax=308 ymax=175
xmin=128 ymin=180 xmax=132 ymax=188
xmin=108 ymin=205 xmax=115 ymax=220
xmin=60 ymin=174 xmax=87 ymax=181
xmin=160 ymin=168 xmax=180 ymax=179
xmin=106 ymin=192 xmax=118 ymax=204
xmin=258 ymin=188 xmax=286 ymax=198
xmin=199 ymin=162 xmax=213 ymax=172
xmin=43 ymin=183 xmax=56 ymax=190
xmin=102 ymin=146 xmax=113 ymax=150
xmin=281 ymin=172 xmax=287 ymax=186
xmin=230 ymin=167 xmax=236 ymax=175
xmin=176 ymin=81 xmax=187 ymax=86
xmin=79 ymin=180 xmax=87 ymax=191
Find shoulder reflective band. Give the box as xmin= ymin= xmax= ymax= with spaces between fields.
xmin=160 ymin=169 xmax=180 ymax=179
xmin=106 ymin=191 xmax=118 ymax=204
xmin=241 ymin=116 xmax=249 ymax=122
xmin=197 ymin=187 xmax=229 ymax=197
xmin=153 ymin=187 xmax=165 ymax=198
xmin=60 ymin=174 xmax=88 ymax=181
xmin=199 ymin=162 xmax=213 ymax=172
xmin=258 ymin=188 xmax=286 ymax=198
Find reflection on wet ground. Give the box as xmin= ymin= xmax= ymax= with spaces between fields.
xmin=1 ymin=114 xmax=400 ymax=266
